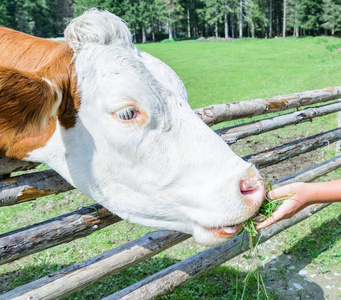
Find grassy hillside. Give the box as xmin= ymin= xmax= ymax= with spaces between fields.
xmin=139 ymin=37 xmax=341 ymax=109
xmin=1 ymin=37 xmax=341 ymax=299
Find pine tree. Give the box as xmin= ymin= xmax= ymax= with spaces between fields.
xmin=201 ymin=0 xmax=225 ymax=37
xmin=161 ymin=0 xmax=182 ymax=39
xmin=244 ymin=0 xmax=267 ymax=38
xmin=322 ymin=0 xmax=341 ymax=35
xmin=0 ymin=0 xmax=11 ymax=27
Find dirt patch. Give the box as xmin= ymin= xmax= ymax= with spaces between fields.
xmin=230 ymin=133 xmax=326 ymax=182
xmin=230 ymin=239 xmax=341 ymax=300
xmin=334 ymin=47 xmax=341 ymax=54
xmin=196 ymin=37 xmax=236 ymax=42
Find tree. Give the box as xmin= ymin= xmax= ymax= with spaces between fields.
xmin=301 ymin=0 xmax=323 ymax=35
xmin=151 ymin=0 xmax=170 ymax=40
xmin=244 ymin=0 xmax=267 ymax=38
xmin=239 ymin=0 xmax=243 ymax=37
xmin=180 ymin=0 xmax=194 ymax=37
xmin=283 ymin=0 xmax=287 ymax=37
xmin=269 ymin=0 xmax=272 ymax=37
xmin=287 ymin=0 xmax=323 ymax=36
xmin=321 ymin=0 xmax=341 ymax=35
xmin=201 ymin=0 xmax=225 ymax=37
xmin=161 ymin=0 xmax=182 ymax=39
xmin=51 ymin=0 xmax=73 ymax=36
xmin=223 ymin=1 xmax=237 ymax=39
xmin=0 ymin=0 xmax=11 ymax=28
xmin=73 ymin=0 xmax=106 ymax=17
xmin=287 ymin=0 xmax=302 ymax=37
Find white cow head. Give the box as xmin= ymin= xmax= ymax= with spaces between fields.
xmin=27 ymin=10 xmax=265 ymax=246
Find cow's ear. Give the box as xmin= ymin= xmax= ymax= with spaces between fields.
xmin=0 ymin=68 xmax=61 ymax=135
xmin=64 ymin=9 xmax=132 ymax=52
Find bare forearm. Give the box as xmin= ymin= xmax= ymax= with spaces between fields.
xmin=304 ymin=179 xmax=341 ymax=204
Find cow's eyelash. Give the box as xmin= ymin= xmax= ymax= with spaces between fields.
xmin=115 ymin=106 xmax=138 ymax=121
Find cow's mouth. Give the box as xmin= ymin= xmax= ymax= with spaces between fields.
xmin=240 ymin=187 xmax=259 ymax=196
xmin=202 ymin=177 xmax=265 ymax=240
xmin=204 ymin=223 xmax=244 ymax=238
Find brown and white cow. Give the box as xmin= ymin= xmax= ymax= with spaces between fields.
xmin=0 ymin=9 xmax=265 ymax=245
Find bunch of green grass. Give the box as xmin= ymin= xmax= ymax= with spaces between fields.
xmin=243 ymin=182 xmax=295 ymax=238
xmin=233 ymin=182 xmax=278 ymax=300
xmin=235 ymin=183 xmax=296 ymax=300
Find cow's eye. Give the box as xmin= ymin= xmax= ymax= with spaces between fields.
xmin=115 ymin=106 xmax=138 ymax=121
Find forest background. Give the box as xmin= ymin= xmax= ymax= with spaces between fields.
xmin=1 ymin=0 xmax=341 ymax=43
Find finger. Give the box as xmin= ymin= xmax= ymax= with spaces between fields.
xmin=267 ymin=185 xmax=292 ymax=200
xmin=255 ymin=216 xmax=275 ymax=230
xmin=255 ymin=209 xmax=285 ymax=230
xmin=253 ymin=215 xmax=265 ymax=222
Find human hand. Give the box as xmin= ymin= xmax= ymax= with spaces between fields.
xmin=255 ymin=182 xmax=310 ymax=230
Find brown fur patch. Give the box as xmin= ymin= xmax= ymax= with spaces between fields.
xmin=0 ymin=68 xmax=59 ymax=134
xmin=0 ymin=27 xmax=65 ymax=70
xmin=0 ymin=27 xmax=80 ymax=159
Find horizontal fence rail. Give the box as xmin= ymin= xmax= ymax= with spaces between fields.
xmin=0 ymin=205 xmax=121 ymax=265
xmin=246 ymin=128 xmax=341 ymax=168
xmin=3 ymin=155 xmax=340 ymax=300
xmin=0 ymin=169 xmax=73 ymax=207
xmin=105 ymin=203 xmax=328 ymax=300
xmin=217 ymin=101 xmax=341 ymax=144
xmin=195 ymin=86 xmax=341 ymax=126
xmin=0 ymin=231 xmax=190 ymax=300
xmin=0 ymin=157 xmax=38 ymax=176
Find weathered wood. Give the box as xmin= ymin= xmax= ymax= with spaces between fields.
xmin=0 ymin=157 xmax=38 ymax=175
xmin=2 ymin=155 xmax=340 ymax=300
xmin=0 ymin=169 xmax=74 ymax=207
xmin=275 ymin=156 xmax=341 ymax=185
xmin=195 ymin=86 xmax=341 ymax=126
xmin=0 ymin=231 xmax=189 ymax=300
xmin=104 ymin=204 xmax=328 ymax=300
xmin=246 ymin=128 xmax=341 ymax=168
xmin=216 ymin=101 xmax=341 ymax=144
xmin=0 ymin=204 xmax=121 ymax=265
xmin=336 ymin=99 xmax=341 ymax=152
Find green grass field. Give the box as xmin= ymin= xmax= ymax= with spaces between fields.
xmin=1 ymin=37 xmax=341 ymax=299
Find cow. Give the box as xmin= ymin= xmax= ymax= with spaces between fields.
xmin=0 ymin=9 xmax=265 ymax=246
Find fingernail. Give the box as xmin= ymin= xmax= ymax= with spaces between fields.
xmin=253 ymin=216 xmax=265 ymax=222
xmin=267 ymin=191 xmax=272 ymax=199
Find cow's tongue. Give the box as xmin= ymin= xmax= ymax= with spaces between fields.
xmin=207 ymin=223 xmax=243 ymax=237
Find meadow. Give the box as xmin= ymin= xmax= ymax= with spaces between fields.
xmin=1 ymin=37 xmax=341 ymax=299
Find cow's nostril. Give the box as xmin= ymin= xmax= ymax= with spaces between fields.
xmin=239 ymin=178 xmax=259 ymax=195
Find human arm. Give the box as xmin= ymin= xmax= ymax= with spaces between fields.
xmin=255 ymin=179 xmax=341 ymax=230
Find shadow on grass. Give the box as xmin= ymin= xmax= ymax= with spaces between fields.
xmin=1 ymin=214 xmax=340 ymax=299
xmin=284 ymin=211 xmax=341 ymax=263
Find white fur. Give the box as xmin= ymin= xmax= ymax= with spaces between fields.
xmin=65 ymin=9 xmax=133 ymax=52
xmin=28 ymin=10 xmax=264 ymax=246
xmin=41 ymin=78 xmax=62 ymax=130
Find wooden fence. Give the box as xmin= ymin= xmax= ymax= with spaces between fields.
xmin=1 ymin=86 xmax=341 ymax=299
